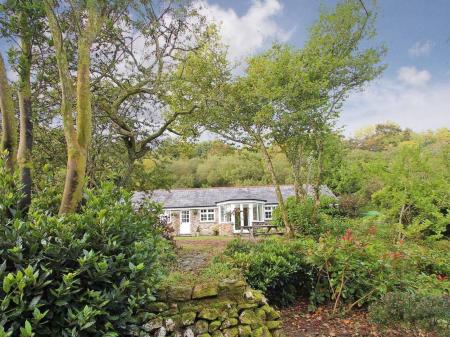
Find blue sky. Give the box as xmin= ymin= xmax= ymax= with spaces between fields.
xmin=1 ymin=1 xmax=449 ymax=136
xmin=200 ymin=0 xmax=450 ymax=135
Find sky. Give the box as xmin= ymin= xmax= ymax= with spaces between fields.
xmin=198 ymin=0 xmax=450 ymax=136
xmin=1 ymin=1 xmax=449 ymax=137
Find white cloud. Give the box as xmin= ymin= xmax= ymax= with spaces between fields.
xmin=340 ymin=72 xmax=450 ymax=137
xmin=408 ymin=40 xmax=433 ymax=57
xmin=397 ymin=66 xmax=431 ymax=86
xmin=197 ymin=0 xmax=293 ymax=62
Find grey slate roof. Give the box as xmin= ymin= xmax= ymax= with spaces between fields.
xmin=133 ymin=185 xmax=335 ymax=209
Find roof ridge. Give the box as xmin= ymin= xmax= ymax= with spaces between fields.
xmin=151 ymin=184 xmax=296 ymax=192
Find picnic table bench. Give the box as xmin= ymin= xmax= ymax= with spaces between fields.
xmin=239 ymin=222 xmax=285 ymax=238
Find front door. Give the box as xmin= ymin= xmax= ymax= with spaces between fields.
xmin=233 ymin=205 xmax=250 ymax=233
xmin=180 ymin=210 xmax=191 ymax=235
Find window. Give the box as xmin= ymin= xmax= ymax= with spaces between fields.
xmin=181 ymin=210 xmax=190 ymax=223
xmin=164 ymin=210 xmax=172 ymax=223
xmin=200 ymin=209 xmax=215 ymax=222
xmin=264 ymin=206 xmax=275 ymax=220
xmin=220 ymin=205 xmax=232 ymax=223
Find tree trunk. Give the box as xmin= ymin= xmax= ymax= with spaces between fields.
xmin=311 ymin=144 xmax=323 ymax=225
xmin=0 ymin=54 xmax=17 ymax=170
xmin=258 ymin=137 xmax=295 ymax=237
xmin=45 ymin=0 xmax=101 ymax=214
xmin=17 ymin=14 xmax=33 ymax=212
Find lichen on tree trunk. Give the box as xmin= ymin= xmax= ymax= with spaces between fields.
xmin=0 ymin=54 xmax=17 ymax=171
xmin=44 ymin=0 xmax=103 ymax=214
xmin=17 ymin=12 xmax=34 ymax=212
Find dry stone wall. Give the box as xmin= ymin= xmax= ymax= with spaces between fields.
xmin=135 ymin=279 xmax=283 ymax=337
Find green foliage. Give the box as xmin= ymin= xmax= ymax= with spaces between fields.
xmin=274 ymin=196 xmax=346 ymax=239
xmin=0 ymin=157 xmax=171 ymax=336
xmin=223 ymin=238 xmax=314 ymax=306
xmin=369 ymin=292 xmax=450 ymax=336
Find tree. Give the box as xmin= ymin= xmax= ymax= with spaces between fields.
xmin=0 ymin=53 xmax=17 ymax=170
xmin=90 ymin=3 xmax=229 ymax=183
xmin=0 ymin=0 xmax=46 ymax=211
xmin=44 ymin=0 xmax=107 ymax=214
xmin=271 ymin=0 xmax=385 ymax=206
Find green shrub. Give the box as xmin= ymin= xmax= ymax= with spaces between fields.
xmin=369 ymin=292 xmax=450 ymax=336
xmin=224 ymin=237 xmax=315 ymax=306
xmin=274 ymin=196 xmax=348 ymax=239
xmin=0 ymin=161 xmax=171 ymax=336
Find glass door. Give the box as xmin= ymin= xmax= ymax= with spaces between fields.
xmin=180 ymin=210 xmax=191 ymax=235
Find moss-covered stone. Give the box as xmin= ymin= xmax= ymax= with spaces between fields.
xmin=198 ymin=308 xmax=220 ymax=320
xmin=209 ymin=320 xmax=222 ymax=332
xmin=211 ymin=331 xmax=224 ymax=337
xmin=164 ymin=317 xmax=176 ymax=332
xmin=237 ymin=302 xmax=258 ymax=311
xmin=238 ymin=325 xmax=252 ymax=337
xmin=155 ymin=288 xmax=168 ymax=301
xmin=178 ymin=302 xmax=200 ymax=313
xmin=221 ymin=318 xmax=238 ymax=329
xmin=198 ymin=334 xmax=212 ymax=337
xmin=265 ymin=321 xmax=282 ymax=330
xmin=181 ymin=312 xmax=197 ymax=326
xmin=261 ymin=305 xmax=280 ymax=320
xmin=255 ymin=308 xmax=266 ymax=321
xmin=250 ymin=327 xmax=271 ymax=337
xmin=168 ymin=285 xmax=193 ymax=301
xmin=194 ymin=320 xmax=209 ymax=334
xmin=219 ymin=279 xmax=247 ymax=298
xmin=222 ymin=327 xmax=239 ymax=337
xmin=147 ymin=302 xmax=169 ymax=313
xmin=239 ymin=310 xmax=260 ymax=325
xmin=227 ymin=307 xmax=239 ymax=318
xmin=192 ymin=283 xmax=219 ymax=299
xmin=142 ymin=317 xmax=163 ymax=332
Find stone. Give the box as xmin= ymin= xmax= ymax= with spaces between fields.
xmin=265 ymin=321 xmax=282 ymax=330
xmin=221 ymin=318 xmax=238 ymax=329
xmin=227 ymin=307 xmax=239 ymax=318
xmin=147 ymin=302 xmax=169 ymax=313
xmin=199 ymin=308 xmax=220 ymax=321
xmin=198 ymin=334 xmax=212 ymax=337
xmin=255 ymin=308 xmax=266 ymax=321
xmin=251 ymin=291 xmax=267 ymax=305
xmin=168 ymin=285 xmax=193 ymax=301
xmin=194 ymin=320 xmax=209 ymax=334
xmin=143 ymin=318 xmax=163 ymax=332
xmin=212 ymin=331 xmax=224 ymax=337
xmin=155 ymin=287 xmax=167 ymax=301
xmin=219 ymin=279 xmax=247 ymax=297
xmin=237 ymin=303 xmax=258 ymax=311
xmin=173 ymin=332 xmax=183 ymax=337
xmin=164 ymin=318 xmax=176 ymax=332
xmin=261 ymin=306 xmax=280 ymax=320
xmin=181 ymin=312 xmax=197 ymax=326
xmin=239 ymin=310 xmax=259 ymax=325
xmin=183 ymin=327 xmax=195 ymax=337
xmin=155 ymin=327 xmax=167 ymax=337
xmin=222 ymin=327 xmax=239 ymax=337
xmin=192 ymin=283 xmax=219 ymax=299
xmin=238 ymin=325 xmax=252 ymax=337
xmin=250 ymin=327 xmax=263 ymax=337
xmin=209 ymin=320 xmax=222 ymax=332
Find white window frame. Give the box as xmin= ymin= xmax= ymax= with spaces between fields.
xmin=164 ymin=210 xmax=172 ymax=223
xmin=181 ymin=210 xmax=190 ymax=224
xmin=200 ymin=208 xmax=215 ymax=222
xmin=264 ymin=206 xmax=276 ymax=220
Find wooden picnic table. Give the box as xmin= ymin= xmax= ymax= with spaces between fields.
xmin=239 ymin=222 xmax=285 ymax=238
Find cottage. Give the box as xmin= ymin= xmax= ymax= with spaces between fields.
xmin=133 ymin=185 xmax=335 ymax=236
